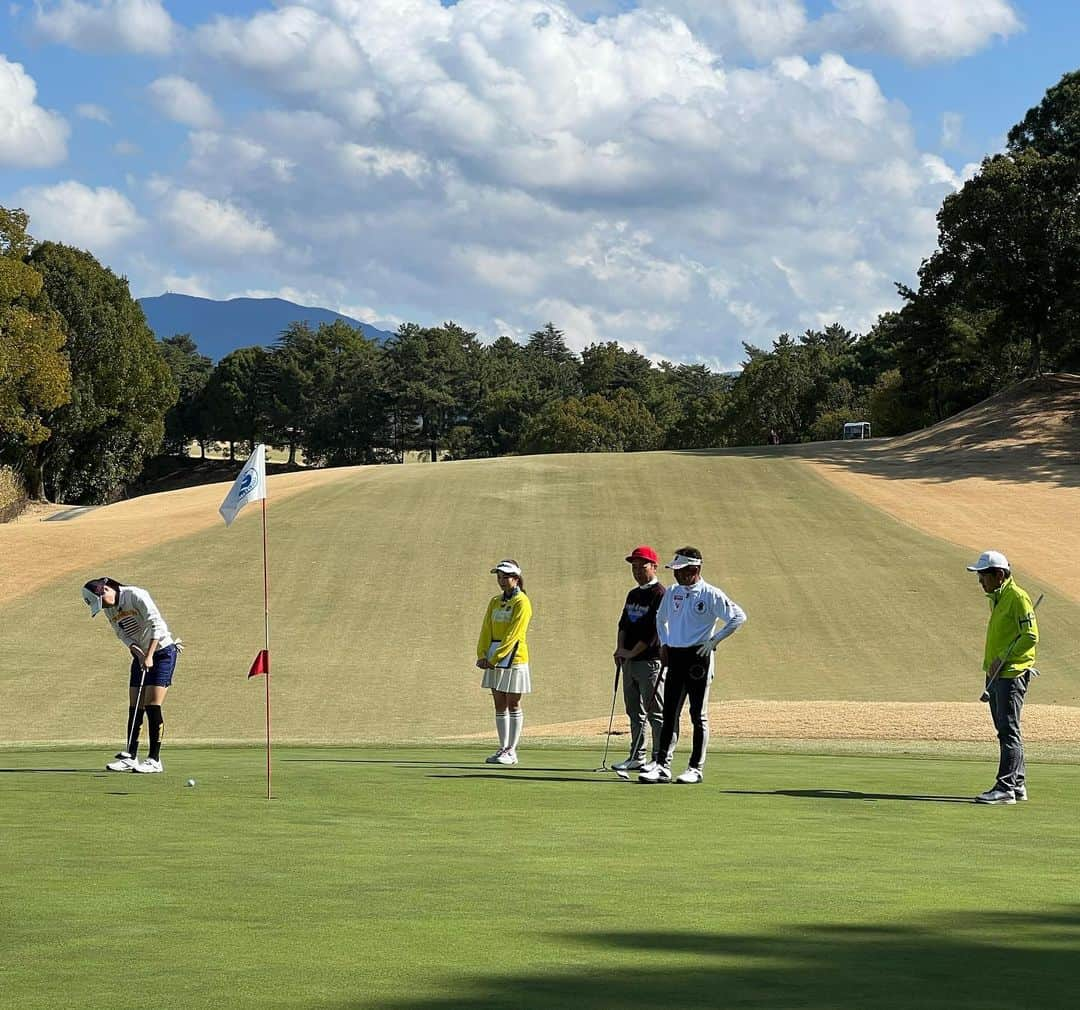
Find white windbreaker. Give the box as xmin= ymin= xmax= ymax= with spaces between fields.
xmin=656 ymin=578 xmax=746 ymax=648
xmin=103 ymin=586 xmax=175 ymax=654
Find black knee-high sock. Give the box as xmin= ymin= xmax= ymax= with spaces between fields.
xmin=146 ymin=705 xmax=164 ymax=761
xmin=126 ymin=707 xmax=145 ymax=756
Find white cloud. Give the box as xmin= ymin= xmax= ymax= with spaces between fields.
xmin=159 ymin=187 xmax=279 ymax=257
xmin=810 ymin=0 xmax=1022 ymax=63
xmin=17 ymin=180 xmax=143 ymax=250
xmin=148 ymin=76 xmax=221 ymax=129
xmin=161 ymin=273 xmax=211 ymax=298
xmin=113 ymin=139 xmax=141 ymax=156
xmin=0 ymin=55 xmax=69 ymax=167
xmin=33 ymin=0 xmax=175 ymax=55
xmin=61 ymin=0 xmax=986 ymax=366
xmin=941 ymin=111 xmax=963 ymax=149
xmin=75 ymin=102 xmax=110 ymax=123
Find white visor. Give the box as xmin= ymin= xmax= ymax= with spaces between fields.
xmin=665 ymin=553 xmax=702 ymax=570
xmin=81 ymin=587 xmax=104 ymax=617
xmin=491 ymin=561 xmax=522 ymax=575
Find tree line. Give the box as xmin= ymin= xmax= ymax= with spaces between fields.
xmin=3 ymin=69 xmax=1080 ymax=505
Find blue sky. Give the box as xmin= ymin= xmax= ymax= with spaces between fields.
xmin=0 ymin=1 xmax=1073 ymax=368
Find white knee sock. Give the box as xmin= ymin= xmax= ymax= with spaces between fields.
xmin=495 ymin=711 xmax=509 ymax=749
xmin=508 ymin=708 xmax=524 ymax=751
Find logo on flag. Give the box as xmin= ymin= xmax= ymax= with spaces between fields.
xmin=220 ymin=444 xmax=267 ymax=527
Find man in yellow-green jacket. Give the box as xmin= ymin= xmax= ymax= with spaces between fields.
xmin=967 ymin=550 xmax=1039 ymax=805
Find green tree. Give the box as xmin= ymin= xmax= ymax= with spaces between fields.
xmin=0 ymin=210 xmax=71 ymax=497
xmin=158 ymin=334 xmax=212 ymax=456
xmin=202 ymin=346 xmax=274 ymax=459
xmin=521 ymin=389 xmax=662 ymax=453
xmin=27 ymin=242 xmax=176 ymax=503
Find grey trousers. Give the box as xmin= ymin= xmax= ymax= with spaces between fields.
xmin=988 ymin=671 xmax=1030 ymax=791
xmin=622 ymin=658 xmax=676 ymax=764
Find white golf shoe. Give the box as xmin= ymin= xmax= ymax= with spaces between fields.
xmin=975 ymin=787 xmax=1015 ymax=804
xmin=106 ymin=753 xmax=138 ymax=772
xmin=675 ymin=767 xmax=703 ymax=784
xmin=484 ymin=748 xmax=506 ymax=764
xmin=613 ymin=758 xmax=645 ymax=771
xmin=495 ymin=750 xmax=518 ymax=765
xmin=1014 ymin=785 xmax=1028 ymax=801
xmin=134 ymin=758 xmax=164 ymax=774
xmin=637 ymin=763 xmax=671 ymax=784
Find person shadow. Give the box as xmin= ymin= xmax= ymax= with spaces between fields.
xmin=722 ymin=787 xmax=975 ymax=804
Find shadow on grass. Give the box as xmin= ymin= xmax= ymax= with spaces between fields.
xmin=283 ymin=758 xmax=598 ymax=774
xmin=427 ymin=773 xmax=609 ymax=784
xmin=723 ymin=788 xmax=975 ymax=804
xmin=0 ymin=767 xmax=95 ymax=774
xmin=357 ymin=908 xmax=1080 ymax=1010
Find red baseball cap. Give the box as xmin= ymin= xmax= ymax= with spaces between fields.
xmin=625 ymin=545 xmax=659 ymax=564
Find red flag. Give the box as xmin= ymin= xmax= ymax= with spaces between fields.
xmin=248 ymin=649 xmax=270 ymax=678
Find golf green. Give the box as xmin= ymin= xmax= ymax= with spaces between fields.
xmin=3 ymin=746 xmax=1078 ymax=1009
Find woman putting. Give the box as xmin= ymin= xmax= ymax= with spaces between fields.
xmin=82 ymin=577 xmax=181 ymax=774
xmin=476 ymin=560 xmax=533 ymax=765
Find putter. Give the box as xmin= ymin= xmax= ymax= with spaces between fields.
xmin=615 ymin=666 xmax=668 ymax=780
xmin=980 ymin=592 xmax=1043 ymax=702
xmin=593 ymin=659 xmax=622 ymax=772
xmin=124 ymin=651 xmax=148 ymax=759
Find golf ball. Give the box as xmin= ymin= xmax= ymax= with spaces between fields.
xmin=186 ymin=778 xmax=196 ymax=787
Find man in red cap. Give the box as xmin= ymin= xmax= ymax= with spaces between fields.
xmin=612 ymin=545 xmax=673 ymax=771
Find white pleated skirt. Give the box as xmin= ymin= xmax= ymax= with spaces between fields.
xmin=481 ymin=663 xmax=531 ymax=694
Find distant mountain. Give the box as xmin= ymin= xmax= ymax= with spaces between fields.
xmin=138 ymin=293 xmax=395 ymax=361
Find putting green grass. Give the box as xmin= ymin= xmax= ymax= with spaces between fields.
xmin=3 ymin=746 xmax=1079 ymax=1010
xmin=5 ymin=452 xmax=1080 ymax=744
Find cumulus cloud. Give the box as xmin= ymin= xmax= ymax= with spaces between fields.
xmin=148 ymin=76 xmax=222 ymax=129
xmin=17 ymin=180 xmax=143 ymax=249
xmin=0 ymin=55 xmax=69 ymax=167
xmin=65 ymin=0 xmax=988 ymax=365
xmin=32 ymin=0 xmax=175 ymax=54
xmin=75 ymin=102 xmax=111 ymax=123
xmin=158 ymin=187 xmax=279 ymax=257
xmin=809 ymin=0 xmax=1022 ymax=63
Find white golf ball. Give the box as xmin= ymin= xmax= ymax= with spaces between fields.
xmin=186 ymin=778 xmax=196 ymax=787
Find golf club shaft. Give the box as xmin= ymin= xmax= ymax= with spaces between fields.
xmin=598 ymin=660 xmax=622 ymax=769
xmin=126 ymin=661 xmax=148 ymax=754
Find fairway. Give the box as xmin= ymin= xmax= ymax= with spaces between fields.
xmin=5 ymin=450 xmax=1080 ymax=745
xmin=3 ymin=745 xmax=1079 ymax=1010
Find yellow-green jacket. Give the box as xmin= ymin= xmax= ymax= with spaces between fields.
xmin=983 ymin=577 xmax=1038 ymax=677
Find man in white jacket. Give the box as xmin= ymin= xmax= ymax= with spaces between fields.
xmin=639 ymin=547 xmax=746 ymax=785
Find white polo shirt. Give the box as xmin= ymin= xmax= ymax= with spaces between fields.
xmin=656 ymin=578 xmax=746 ymax=648
xmin=103 ymin=586 xmax=175 ymax=654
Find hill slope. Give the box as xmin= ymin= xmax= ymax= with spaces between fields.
xmin=2 ymin=450 xmax=1078 ymax=745
xmin=139 ymin=293 xmax=394 ymax=360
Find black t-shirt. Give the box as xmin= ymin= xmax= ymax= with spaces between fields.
xmin=617 ymin=582 xmax=665 ymax=660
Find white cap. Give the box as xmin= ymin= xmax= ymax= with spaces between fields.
xmin=490 ymin=560 xmax=522 ymax=575
xmin=665 ymin=553 xmax=703 ymax=570
xmin=967 ymin=550 xmax=1010 ymax=573
xmin=81 ymin=586 xmax=104 ymax=617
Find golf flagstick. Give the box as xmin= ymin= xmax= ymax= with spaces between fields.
xmin=980 ymin=592 xmax=1043 ymax=702
xmin=593 ymin=659 xmax=622 ymax=772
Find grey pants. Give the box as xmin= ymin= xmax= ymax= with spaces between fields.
xmin=988 ymin=671 xmax=1029 ymax=791
xmin=623 ymin=658 xmax=676 ymax=764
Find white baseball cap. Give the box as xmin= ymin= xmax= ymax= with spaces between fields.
xmin=966 ymin=550 xmax=1010 ymax=573
xmin=665 ymin=553 xmax=703 ymax=570
xmin=490 ymin=560 xmax=522 ymax=575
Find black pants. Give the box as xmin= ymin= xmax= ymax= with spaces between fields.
xmin=988 ymin=671 xmax=1029 ymax=791
xmin=656 ymin=647 xmax=712 ymax=769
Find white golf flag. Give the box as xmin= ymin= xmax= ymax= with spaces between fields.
xmin=219 ymin=443 xmax=267 ymax=527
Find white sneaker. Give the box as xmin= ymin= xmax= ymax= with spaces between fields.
xmin=134 ymin=758 xmax=164 ymax=774
xmin=613 ymin=758 xmax=645 ymax=771
xmin=495 ymin=750 xmax=518 ymax=765
xmin=484 ymin=748 xmax=506 ymax=764
xmin=975 ymin=787 xmax=1015 ymax=805
xmin=106 ymin=753 xmax=138 ymax=772
xmin=675 ymin=767 xmax=703 ymax=784
xmin=638 ymin=764 xmax=671 ymax=783
xmin=1014 ymin=785 xmax=1028 ymax=801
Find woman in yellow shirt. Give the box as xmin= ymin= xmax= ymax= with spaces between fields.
xmin=476 ymin=559 xmax=533 ymax=765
